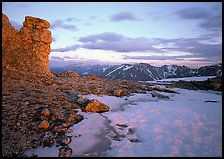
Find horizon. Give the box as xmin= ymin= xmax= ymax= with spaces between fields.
xmin=49 ymin=61 xmax=222 ymax=69
xmin=2 ymin=2 xmax=222 ymax=68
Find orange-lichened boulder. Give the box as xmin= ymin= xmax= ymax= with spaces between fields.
xmin=82 ymin=99 xmax=110 ymax=113
xmin=2 ymin=13 xmax=53 ymax=77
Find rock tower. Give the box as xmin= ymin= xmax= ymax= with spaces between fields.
xmin=2 ymin=13 xmax=53 ymax=77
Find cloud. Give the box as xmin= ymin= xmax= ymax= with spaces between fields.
xmin=79 ymin=32 xmax=124 ymax=43
xmin=64 ymin=56 xmax=78 ymax=59
xmin=152 ymin=38 xmax=222 ymax=59
xmin=85 ymin=22 xmax=91 ymax=25
xmin=90 ymin=16 xmax=97 ymax=19
xmin=199 ymin=14 xmax=222 ymax=31
xmin=78 ymin=32 xmax=221 ymax=58
xmin=123 ymin=55 xmax=189 ymax=61
xmin=66 ymin=17 xmax=75 ymax=22
xmin=175 ymin=7 xmax=210 ymax=19
xmin=110 ymin=12 xmax=139 ymax=21
xmin=66 ymin=17 xmax=82 ymax=22
xmin=81 ymin=36 xmax=159 ymax=52
xmin=175 ymin=6 xmax=222 ymax=31
xmin=50 ymin=56 xmax=65 ymax=61
xmin=51 ymin=44 xmax=79 ymax=52
xmin=52 ymin=32 xmax=221 ymax=65
xmin=50 ymin=20 xmax=77 ymax=31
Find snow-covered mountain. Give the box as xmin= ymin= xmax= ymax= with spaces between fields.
xmin=50 ymin=63 xmax=222 ymax=81
xmin=97 ymin=63 xmax=222 ymax=81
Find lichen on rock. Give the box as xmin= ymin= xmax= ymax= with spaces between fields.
xmin=82 ymin=99 xmax=110 ymax=113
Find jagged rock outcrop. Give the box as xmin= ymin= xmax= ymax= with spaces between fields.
xmin=2 ymin=13 xmax=53 ymax=77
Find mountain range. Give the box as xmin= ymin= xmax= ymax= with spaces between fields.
xmin=50 ymin=63 xmax=222 ymax=81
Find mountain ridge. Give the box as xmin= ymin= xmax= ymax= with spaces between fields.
xmin=50 ymin=62 xmax=222 ymax=81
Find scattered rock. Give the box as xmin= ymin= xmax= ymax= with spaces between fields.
xmin=65 ymin=129 xmax=73 ymax=133
xmin=113 ymin=133 xmax=125 ymax=141
xmin=59 ymin=70 xmax=80 ymax=78
xmin=59 ymin=146 xmax=72 ymax=157
xmin=38 ymin=120 xmax=50 ymax=129
xmin=116 ymin=123 xmax=128 ymax=128
xmin=41 ymin=108 xmax=51 ymax=117
xmin=77 ymin=95 xmax=89 ymax=106
xmin=73 ymin=114 xmax=84 ymax=124
xmin=61 ymin=136 xmax=72 ymax=146
xmin=151 ymin=91 xmax=169 ymax=99
xmin=62 ymin=122 xmax=71 ymax=128
xmin=66 ymin=113 xmax=75 ymax=122
xmin=86 ymin=75 xmax=97 ymax=79
xmin=52 ymin=126 xmax=63 ymax=133
xmin=128 ymin=127 xmax=135 ymax=134
xmin=128 ymin=134 xmax=140 ymax=143
xmin=114 ymin=90 xmax=123 ymax=97
xmin=17 ymin=113 xmax=29 ymax=121
xmin=128 ymin=138 xmax=139 ymax=143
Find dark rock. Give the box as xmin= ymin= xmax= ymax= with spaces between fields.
xmin=61 ymin=136 xmax=72 ymax=146
xmin=116 ymin=123 xmax=128 ymax=128
xmin=17 ymin=113 xmax=29 ymax=121
xmin=59 ymin=146 xmax=72 ymax=157
xmin=151 ymin=91 xmax=169 ymax=99
xmin=41 ymin=108 xmax=51 ymax=117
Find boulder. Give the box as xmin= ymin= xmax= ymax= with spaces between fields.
xmin=41 ymin=108 xmax=51 ymax=117
xmin=82 ymin=99 xmax=110 ymax=113
xmin=38 ymin=120 xmax=50 ymax=129
xmin=59 ymin=147 xmax=72 ymax=157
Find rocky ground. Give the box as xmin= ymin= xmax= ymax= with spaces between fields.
xmin=2 ymin=69 xmax=222 ymax=157
xmin=172 ymin=76 xmax=222 ymax=91
xmin=2 ymin=70 xmax=160 ymax=157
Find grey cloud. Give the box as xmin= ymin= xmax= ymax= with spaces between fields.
xmin=66 ymin=17 xmax=74 ymax=22
xmin=81 ymin=37 xmax=159 ymax=52
xmin=152 ymin=38 xmax=222 ymax=58
xmin=66 ymin=17 xmax=82 ymax=22
xmin=51 ymin=45 xmax=80 ymax=52
xmin=123 ymin=55 xmax=191 ymax=61
xmin=50 ymin=20 xmax=78 ymax=31
xmin=79 ymin=32 xmax=124 ymax=43
xmin=51 ymin=32 xmax=221 ymax=63
xmin=85 ymin=22 xmax=91 ymax=25
xmin=199 ymin=14 xmax=222 ymax=31
xmin=50 ymin=56 xmax=65 ymax=61
xmin=90 ymin=16 xmax=97 ymax=19
xmin=175 ymin=6 xmax=222 ymax=31
xmin=175 ymin=7 xmax=210 ymax=19
xmin=64 ymin=56 xmax=78 ymax=59
xmin=110 ymin=12 xmax=139 ymax=21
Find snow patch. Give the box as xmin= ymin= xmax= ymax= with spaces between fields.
xmin=123 ymin=65 xmax=133 ymax=71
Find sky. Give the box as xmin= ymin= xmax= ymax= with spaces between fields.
xmin=2 ymin=2 xmax=222 ymax=68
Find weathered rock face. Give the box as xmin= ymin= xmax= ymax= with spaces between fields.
xmin=2 ymin=13 xmax=53 ymax=77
